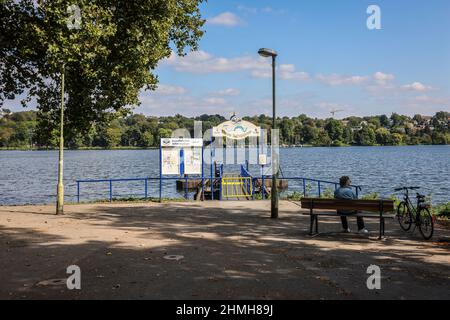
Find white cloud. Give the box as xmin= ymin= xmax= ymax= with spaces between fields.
xmin=412 ymin=95 xmax=448 ymax=104
xmin=237 ymin=5 xmax=284 ymax=15
xmin=154 ymin=84 xmax=187 ymax=95
xmin=251 ymin=64 xmax=310 ymax=81
xmin=164 ymin=51 xmax=310 ymax=82
xmin=373 ymin=72 xmax=395 ymax=85
xmin=207 ymin=12 xmax=243 ymax=27
xmin=279 ymin=64 xmax=310 ymax=81
xmin=402 ymin=82 xmax=433 ymax=92
xmin=139 ymin=91 xmax=234 ymax=117
xmin=202 ymin=97 xmax=227 ymax=105
xmin=164 ymin=51 xmax=269 ymax=74
xmin=213 ymin=88 xmax=241 ymax=96
xmin=316 ymin=74 xmax=368 ymax=86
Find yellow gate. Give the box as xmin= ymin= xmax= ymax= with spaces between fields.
xmin=221 ymin=176 xmax=253 ymax=199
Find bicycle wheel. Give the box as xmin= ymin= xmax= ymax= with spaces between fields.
xmin=418 ymin=208 xmax=434 ymax=240
xmin=397 ymin=202 xmax=412 ymax=231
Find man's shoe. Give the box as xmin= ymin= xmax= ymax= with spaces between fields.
xmin=342 ymin=228 xmax=351 ymax=233
xmin=358 ymin=228 xmax=369 ymax=235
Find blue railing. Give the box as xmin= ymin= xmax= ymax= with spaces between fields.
xmin=240 ymin=165 xmax=254 ymax=198
xmin=76 ymin=177 xmax=207 ymax=203
xmin=76 ymin=175 xmax=361 ymax=203
xmin=279 ymin=177 xmax=361 ymax=198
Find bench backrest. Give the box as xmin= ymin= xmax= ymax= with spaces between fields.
xmin=300 ymin=198 xmax=395 ymax=213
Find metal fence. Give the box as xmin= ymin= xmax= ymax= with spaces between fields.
xmin=76 ymin=175 xmax=361 ymax=203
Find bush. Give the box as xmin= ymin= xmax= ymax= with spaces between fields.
xmin=320 ymin=187 xmax=335 ymax=199
xmin=285 ymin=191 xmax=302 ymax=201
xmin=434 ymin=202 xmax=450 ymax=219
xmin=361 ymin=192 xmax=380 ymax=200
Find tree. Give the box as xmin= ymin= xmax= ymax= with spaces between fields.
xmin=342 ymin=127 xmax=354 ymax=145
xmin=375 ymin=127 xmax=392 ymax=145
xmin=432 ymin=132 xmax=447 ymax=145
xmin=432 ymin=111 xmax=449 ymax=132
xmin=105 ymin=126 xmax=122 ymax=148
xmin=390 ymin=113 xmax=410 ymax=128
xmin=413 ymin=114 xmax=423 ymax=125
xmin=355 ymin=126 xmax=376 ymax=146
xmin=0 ymin=127 xmax=14 ymax=147
xmin=324 ymin=119 xmax=344 ymax=143
xmin=379 ymin=114 xmax=390 ymax=127
xmin=300 ymin=125 xmax=318 ymax=144
xmin=315 ymin=129 xmax=332 ymax=146
xmin=280 ymin=118 xmax=295 ymax=144
xmin=141 ymin=131 xmax=154 ymax=147
xmin=1 ymin=0 xmax=206 ymax=139
xmin=157 ymin=128 xmax=172 ymax=140
xmin=391 ymin=133 xmax=404 ymax=145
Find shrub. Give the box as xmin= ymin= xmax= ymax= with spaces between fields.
xmin=434 ymin=202 xmax=450 ymax=219
xmin=361 ymin=193 xmax=380 ymax=200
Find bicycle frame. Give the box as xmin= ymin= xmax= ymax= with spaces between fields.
xmin=403 ymin=189 xmax=417 ymax=216
xmin=401 ymin=189 xmax=427 ymax=225
xmin=397 ymin=186 xmax=434 ymax=240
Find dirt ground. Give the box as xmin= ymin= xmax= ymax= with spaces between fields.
xmin=0 ymin=200 xmax=449 ymax=300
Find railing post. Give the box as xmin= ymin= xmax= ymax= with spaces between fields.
xmin=77 ymin=181 xmax=80 ymax=203
xmin=109 ymin=180 xmax=113 ymax=202
xmin=159 ymin=145 xmax=162 ymax=203
xmin=210 ymin=137 xmax=214 ymax=200
xmin=262 ymin=173 xmax=265 ymax=200
xmin=185 ymin=175 xmax=188 ymax=200
xmin=252 ymin=178 xmax=255 ymax=200
xmin=144 ymin=179 xmax=148 ymax=199
xmin=318 ymin=181 xmax=321 ymax=198
xmin=201 ymin=145 xmax=204 ymax=201
xmin=303 ymin=179 xmax=307 ymax=197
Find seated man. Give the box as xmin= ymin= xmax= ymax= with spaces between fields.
xmin=334 ymin=176 xmax=369 ymax=234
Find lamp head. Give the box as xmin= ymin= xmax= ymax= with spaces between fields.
xmin=258 ymin=48 xmax=278 ymax=58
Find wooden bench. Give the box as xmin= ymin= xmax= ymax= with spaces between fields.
xmin=300 ymin=198 xmax=395 ymax=239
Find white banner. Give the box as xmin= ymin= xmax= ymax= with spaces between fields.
xmin=161 ymin=138 xmax=203 ymax=147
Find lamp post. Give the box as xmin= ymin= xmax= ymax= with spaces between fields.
xmin=56 ymin=64 xmax=65 ymax=215
xmin=258 ymin=48 xmax=278 ymax=219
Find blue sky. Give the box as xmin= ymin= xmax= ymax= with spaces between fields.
xmin=7 ymin=0 xmax=450 ymax=118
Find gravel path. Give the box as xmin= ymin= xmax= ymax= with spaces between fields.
xmin=0 ymin=201 xmax=449 ymax=299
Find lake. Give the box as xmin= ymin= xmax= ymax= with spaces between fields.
xmin=0 ymin=146 xmax=449 ymax=205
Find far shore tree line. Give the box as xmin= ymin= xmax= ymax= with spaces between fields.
xmin=0 ymin=109 xmax=449 ymax=149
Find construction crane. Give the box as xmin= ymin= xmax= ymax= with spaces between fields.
xmin=330 ymin=109 xmax=344 ymax=118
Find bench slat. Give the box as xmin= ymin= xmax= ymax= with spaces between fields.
xmin=301 ymin=211 xmax=395 ymax=218
xmin=301 ymin=198 xmax=394 ymax=239
xmin=301 ymin=198 xmax=394 ymax=212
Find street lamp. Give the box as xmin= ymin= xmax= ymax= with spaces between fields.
xmin=56 ymin=64 xmax=65 ymax=215
xmin=258 ymin=48 xmax=278 ymax=219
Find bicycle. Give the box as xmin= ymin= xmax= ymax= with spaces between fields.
xmin=395 ymin=187 xmax=434 ymax=240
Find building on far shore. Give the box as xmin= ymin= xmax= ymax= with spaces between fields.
xmin=0 ymin=108 xmax=12 ymax=119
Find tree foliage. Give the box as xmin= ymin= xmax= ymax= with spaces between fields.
xmin=1 ymin=0 xmax=205 ymax=138
xmin=1 ymin=110 xmax=449 ymax=149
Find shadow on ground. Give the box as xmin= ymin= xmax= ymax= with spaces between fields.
xmin=0 ymin=201 xmax=449 ymax=299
